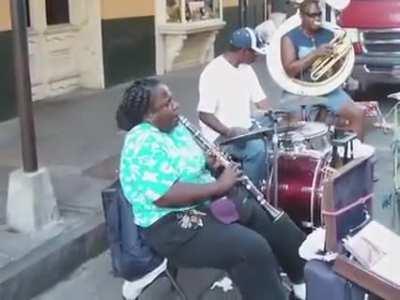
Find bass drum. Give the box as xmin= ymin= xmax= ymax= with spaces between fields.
xmin=267 ymin=150 xmax=330 ymax=229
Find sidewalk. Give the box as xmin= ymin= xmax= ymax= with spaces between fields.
xmin=0 ymin=86 xmax=123 ymax=299
xmin=0 ymin=60 xmax=398 ymax=300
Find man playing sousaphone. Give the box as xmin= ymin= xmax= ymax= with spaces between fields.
xmin=281 ymin=0 xmax=366 ymax=141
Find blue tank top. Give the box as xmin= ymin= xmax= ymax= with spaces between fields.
xmin=285 ymin=26 xmax=334 ymax=81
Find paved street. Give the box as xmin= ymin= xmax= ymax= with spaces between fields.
xmin=33 ymin=251 xmax=242 ymax=300
xmin=28 ymin=60 xmax=400 ymax=299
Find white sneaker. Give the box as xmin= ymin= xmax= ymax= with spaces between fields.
xmin=122 ymin=259 xmax=168 ymax=300
xmin=292 ymin=283 xmax=306 ymax=300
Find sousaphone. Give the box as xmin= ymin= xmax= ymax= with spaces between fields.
xmin=266 ymin=1 xmax=354 ymax=96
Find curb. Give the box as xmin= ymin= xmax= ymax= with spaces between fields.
xmin=0 ymin=214 xmax=107 ymax=300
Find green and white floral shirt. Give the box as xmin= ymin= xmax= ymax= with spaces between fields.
xmin=120 ymin=122 xmax=215 ymax=227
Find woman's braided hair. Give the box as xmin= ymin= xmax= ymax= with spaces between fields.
xmin=116 ymin=78 xmax=160 ymax=131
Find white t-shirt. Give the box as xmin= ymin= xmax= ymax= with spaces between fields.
xmin=197 ymin=55 xmax=266 ymax=141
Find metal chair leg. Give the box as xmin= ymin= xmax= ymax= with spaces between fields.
xmin=167 ymin=262 xmax=179 ymax=281
xmin=165 ymin=269 xmax=188 ymax=300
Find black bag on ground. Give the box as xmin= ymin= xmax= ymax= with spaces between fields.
xmin=101 ymin=180 xmax=163 ymax=281
xmin=305 ymin=259 xmax=366 ymax=300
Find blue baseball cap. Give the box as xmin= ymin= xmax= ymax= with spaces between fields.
xmin=230 ymin=27 xmax=267 ymax=55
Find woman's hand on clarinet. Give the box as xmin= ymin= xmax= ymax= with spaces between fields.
xmin=206 ymin=151 xmax=222 ymax=172
xmin=216 ymin=163 xmax=243 ymax=194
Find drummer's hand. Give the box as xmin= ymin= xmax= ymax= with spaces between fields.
xmin=216 ymin=163 xmax=243 ymax=194
xmin=225 ymin=127 xmax=249 ymax=138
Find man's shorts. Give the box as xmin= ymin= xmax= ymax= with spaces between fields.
xmin=324 ymin=88 xmax=352 ymax=113
xmin=281 ymin=88 xmax=352 ymax=114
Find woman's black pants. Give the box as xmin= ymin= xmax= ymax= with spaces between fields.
xmin=143 ymin=198 xmax=306 ymax=300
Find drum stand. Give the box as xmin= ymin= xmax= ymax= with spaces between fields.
xmin=330 ymin=128 xmax=357 ymax=167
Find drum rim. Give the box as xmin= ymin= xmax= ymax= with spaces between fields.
xmin=278 ymin=149 xmax=329 ymax=158
xmin=297 ymin=122 xmax=329 ymax=139
xmin=278 ymin=131 xmax=305 ymax=142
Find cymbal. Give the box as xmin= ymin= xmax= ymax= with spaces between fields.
xmin=278 ymin=95 xmax=328 ymax=109
xmin=219 ymin=123 xmax=304 ymax=146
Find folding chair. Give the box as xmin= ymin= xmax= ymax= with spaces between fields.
xmin=101 ymin=180 xmax=187 ymax=300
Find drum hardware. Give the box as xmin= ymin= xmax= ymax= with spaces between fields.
xmin=331 ymin=129 xmax=357 ymax=167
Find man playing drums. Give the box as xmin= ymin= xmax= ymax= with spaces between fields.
xmin=197 ymin=27 xmax=271 ymax=188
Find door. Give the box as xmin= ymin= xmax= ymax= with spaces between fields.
xmin=240 ymin=0 xmax=268 ymax=27
xmin=27 ymin=0 xmax=104 ymax=100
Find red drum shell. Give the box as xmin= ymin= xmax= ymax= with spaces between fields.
xmin=268 ymin=151 xmax=329 ymax=228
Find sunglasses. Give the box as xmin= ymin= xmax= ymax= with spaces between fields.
xmin=334 ymin=10 xmax=342 ymax=17
xmin=305 ymin=12 xmax=322 ymax=18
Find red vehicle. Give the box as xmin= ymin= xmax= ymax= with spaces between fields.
xmin=339 ymin=0 xmax=400 ymax=93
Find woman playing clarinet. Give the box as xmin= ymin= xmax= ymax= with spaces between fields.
xmin=116 ymin=78 xmax=306 ymax=300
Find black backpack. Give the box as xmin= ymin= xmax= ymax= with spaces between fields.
xmin=101 ymin=180 xmax=163 ymax=281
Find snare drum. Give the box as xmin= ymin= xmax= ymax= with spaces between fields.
xmin=278 ymin=131 xmax=306 ymax=153
xmin=296 ymin=122 xmax=331 ymax=154
xmin=267 ymin=150 xmax=330 ymax=229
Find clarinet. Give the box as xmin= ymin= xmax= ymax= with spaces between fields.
xmin=179 ymin=115 xmax=284 ymax=222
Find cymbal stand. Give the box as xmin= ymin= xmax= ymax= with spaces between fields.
xmin=270 ymin=112 xmax=280 ymax=208
xmin=252 ymin=115 xmax=272 ymax=190
xmin=301 ymin=105 xmax=307 ymax=121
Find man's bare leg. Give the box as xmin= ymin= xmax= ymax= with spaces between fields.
xmin=337 ymin=102 xmax=366 ymax=141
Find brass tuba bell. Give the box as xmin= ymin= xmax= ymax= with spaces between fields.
xmin=310 ymin=30 xmax=353 ymax=82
